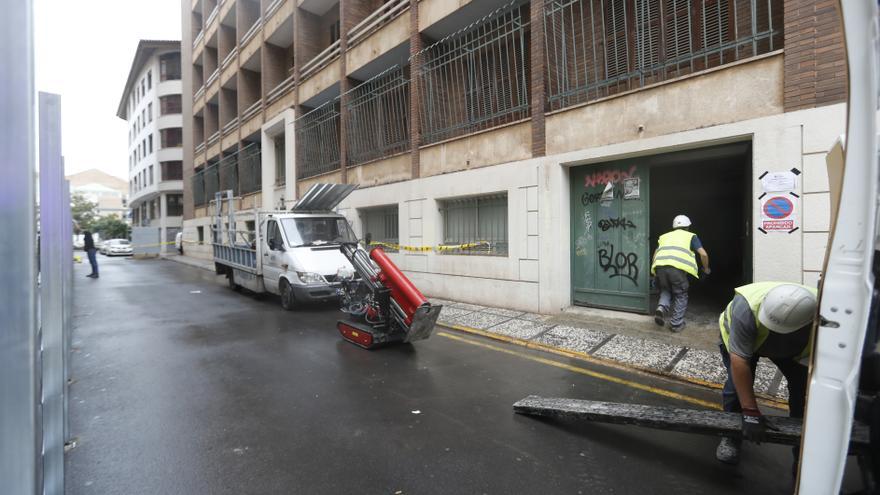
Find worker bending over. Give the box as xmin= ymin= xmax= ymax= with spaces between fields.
xmin=650 ymin=215 xmax=710 ymax=332
xmin=715 ymin=282 xmax=818 ymax=465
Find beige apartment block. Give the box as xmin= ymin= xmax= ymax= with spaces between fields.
xmin=180 ymin=0 xmax=847 ymax=315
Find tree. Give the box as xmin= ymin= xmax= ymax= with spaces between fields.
xmin=71 ymin=193 xmax=98 ymax=232
xmin=91 ymin=215 xmax=130 ymax=240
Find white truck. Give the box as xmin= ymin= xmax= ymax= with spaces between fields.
xmin=211 ymin=184 xmax=358 ymax=310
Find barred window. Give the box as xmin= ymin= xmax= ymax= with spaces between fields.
xmin=360 ymin=205 xmax=399 ymax=253
xmin=166 ymin=194 xmax=183 ymax=216
xmin=439 ymin=194 xmax=508 ymax=256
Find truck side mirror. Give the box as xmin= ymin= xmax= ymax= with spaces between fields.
xmin=364 ymin=232 xmax=372 ymax=246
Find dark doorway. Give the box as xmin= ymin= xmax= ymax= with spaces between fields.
xmin=649 ymin=142 xmax=752 ymax=320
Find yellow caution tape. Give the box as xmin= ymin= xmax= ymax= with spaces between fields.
xmin=369 ymin=241 xmax=491 ymax=252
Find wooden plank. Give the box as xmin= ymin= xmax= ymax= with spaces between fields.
xmin=513 ymin=396 xmax=870 ymax=452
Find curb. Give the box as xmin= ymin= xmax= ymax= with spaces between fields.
xmin=439 ymin=322 xmax=790 ymax=411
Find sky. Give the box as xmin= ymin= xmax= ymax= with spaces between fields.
xmin=35 ymin=0 xmax=182 ymax=181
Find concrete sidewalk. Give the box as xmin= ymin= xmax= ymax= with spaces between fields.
xmin=163 ymin=254 xmax=789 ymax=403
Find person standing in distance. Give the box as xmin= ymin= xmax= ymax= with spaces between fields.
xmin=84 ymin=230 xmax=99 ymax=279
xmin=650 ymin=215 xmax=710 ymax=332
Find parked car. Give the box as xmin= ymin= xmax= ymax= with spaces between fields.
xmin=101 ymin=239 xmax=133 ymax=256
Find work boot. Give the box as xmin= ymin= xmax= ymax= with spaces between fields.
xmin=716 ymin=437 xmax=741 ymax=465
xmin=86 ymin=273 xmax=97 ymax=278
xmin=669 ymin=321 xmax=686 ymax=333
xmin=654 ymin=307 xmax=667 ymax=326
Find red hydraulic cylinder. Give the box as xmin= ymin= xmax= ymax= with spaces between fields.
xmin=369 ymin=247 xmax=427 ymax=324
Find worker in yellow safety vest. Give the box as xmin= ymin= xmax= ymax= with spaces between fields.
xmin=714 ymin=282 xmax=818 ymax=467
xmin=650 ymin=215 xmax=710 ymax=332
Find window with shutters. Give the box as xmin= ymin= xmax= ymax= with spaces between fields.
xmin=359 ymin=205 xmax=399 ymax=253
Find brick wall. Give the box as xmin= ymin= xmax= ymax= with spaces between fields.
xmin=784 ymin=0 xmax=847 ymax=111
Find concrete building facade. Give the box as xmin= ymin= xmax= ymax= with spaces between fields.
xmin=66 ymin=169 xmax=129 ymax=220
xmin=117 ymin=40 xmax=185 ymax=254
xmin=180 ymin=0 xmax=846 ymax=315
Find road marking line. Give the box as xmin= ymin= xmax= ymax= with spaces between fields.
xmin=438 ymin=331 xmax=722 ymax=409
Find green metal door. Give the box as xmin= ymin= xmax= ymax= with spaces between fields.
xmin=571 ymin=162 xmax=650 ymax=313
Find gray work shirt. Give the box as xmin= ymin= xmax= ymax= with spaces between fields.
xmin=724 ymin=294 xmax=811 ymax=360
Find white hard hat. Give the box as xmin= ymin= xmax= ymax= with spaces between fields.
xmin=758 ymin=284 xmax=817 ymax=334
xmin=672 ymin=215 xmax=692 ymax=229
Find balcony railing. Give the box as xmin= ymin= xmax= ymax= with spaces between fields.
xmin=266 ymin=74 xmax=296 ymax=104
xmin=207 ymin=130 xmax=221 ymax=146
xmin=265 ymin=0 xmax=283 ymax=18
xmin=346 ymin=65 xmax=410 ymax=166
xmin=238 ymin=143 xmax=262 ymax=195
xmin=193 ymin=30 xmax=205 ymax=48
xmin=417 ymin=1 xmax=530 ymax=145
xmin=241 ymin=99 xmax=262 ymax=122
xmin=194 ymin=85 xmax=206 ymax=101
xmin=300 ymin=39 xmax=340 ymax=81
xmin=221 ymin=117 xmax=239 ymax=135
xmin=348 ymin=0 xmax=410 ymax=47
xmin=240 ymin=18 xmax=262 ymax=45
xmin=205 ymin=68 xmax=221 ymax=87
xmin=543 ymin=0 xmax=783 ymax=111
xmin=195 ymin=141 xmax=206 ymax=155
xmin=296 ymin=97 xmax=340 ymax=179
xmin=205 ymin=5 xmax=220 ymax=27
xmin=221 ymin=47 xmax=238 ymax=69
xmin=192 ymin=169 xmax=206 ymax=206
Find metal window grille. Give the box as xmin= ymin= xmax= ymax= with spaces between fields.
xmin=295 ymin=98 xmax=341 ymax=179
xmin=192 ymin=169 xmax=206 ymax=206
xmin=346 ymin=65 xmax=411 ymax=166
xmin=544 ymin=0 xmax=782 ymax=111
xmin=274 ymin=136 xmax=285 ymax=185
xmin=360 ymin=205 xmax=399 ymax=252
xmin=439 ymin=194 xmax=508 ymax=256
xmin=204 ymin=162 xmax=220 ymax=201
xmin=417 ymin=1 xmax=531 ymax=145
xmin=239 ymin=143 xmax=262 ymax=195
xmin=219 ymin=152 xmax=239 ymax=196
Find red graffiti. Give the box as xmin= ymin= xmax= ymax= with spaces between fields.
xmin=583 ymin=165 xmax=638 ymax=189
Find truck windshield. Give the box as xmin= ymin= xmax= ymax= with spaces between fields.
xmin=281 ymin=217 xmax=357 ymax=247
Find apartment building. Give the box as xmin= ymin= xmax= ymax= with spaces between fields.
xmin=181 ymin=0 xmax=846 ymax=316
xmin=66 ymin=169 xmax=129 ymax=220
xmin=117 ymin=40 xmax=185 ymax=254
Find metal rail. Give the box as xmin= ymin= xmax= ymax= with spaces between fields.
xmin=415 ymin=0 xmax=531 ymax=145
xmin=348 ymin=0 xmax=410 ymax=47
xmin=296 ymin=97 xmax=341 ymax=179
xmin=346 ymin=65 xmax=411 ymax=166
xmin=300 ymin=39 xmax=341 ymax=81
xmin=543 ymin=0 xmax=782 ymax=111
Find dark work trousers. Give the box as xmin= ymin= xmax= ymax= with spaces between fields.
xmin=87 ymin=248 xmax=99 ymax=276
xmin=719 ymin=343 xmax=808 ymax=419
xmin=655 ymin=266 xmax=689 ymax=327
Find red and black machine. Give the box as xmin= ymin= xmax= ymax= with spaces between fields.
xmin=336 ymin=242 xmax=442 ymax=349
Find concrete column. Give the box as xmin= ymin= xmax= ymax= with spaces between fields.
xmin=338 ymin=0 xmax=350 ymax=183
xmin=530 ymin=0 xmax=546 ymax=157
xmin=284 ymin=116 xmax=296 ymax=203
xmin=408 ymin=0 xmax=422 ymax=179
xmin=160 ymin=193 xmax=168 ymax=253
xmin=261 ymin=127 xmax=277 ymax=208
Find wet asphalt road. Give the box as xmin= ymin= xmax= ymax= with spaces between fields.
xmin=66 ymin=256 xmax=807 ymax=494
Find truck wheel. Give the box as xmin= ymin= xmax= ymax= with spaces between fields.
xmin=280 ymin=279 xmax=295 ymax=311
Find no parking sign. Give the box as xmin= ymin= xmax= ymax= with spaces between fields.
xmin=761 ymin=195 xmax=798 ymax=232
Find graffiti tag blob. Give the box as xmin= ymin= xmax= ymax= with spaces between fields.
xmin=583 ymin=165 xmax=638 ymax=188
xmin=598 ymin=245 xmax=640 ymax=286
xmin=598 ymin=217 xmax=637 ymax=231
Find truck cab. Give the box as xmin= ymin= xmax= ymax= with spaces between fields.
xmin=261 ymin=212 xmax=357 ymax=307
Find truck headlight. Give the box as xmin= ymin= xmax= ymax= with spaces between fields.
xmin=297 ymin=271 xmax=324 ymax=284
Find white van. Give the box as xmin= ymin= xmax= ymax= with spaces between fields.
xmin=212 ymin=184 xmax=358 ymax=310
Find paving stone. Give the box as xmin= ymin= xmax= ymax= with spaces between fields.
xmin=593 ymin=334 xmax=683 ymax=372
xmin=437 ymin=306 xmax=475 ymax=323
xmin=518 ymin=312 xmax=553 ymax=323
xmin=483 ymin=307 xmax=525 ymax=318
xmin=534 ymin=325 xmax=610 ymax=354
xmin=754 ymin=359 xmax=778 ymax=395
xmin=486 ymin=319 xmax=553 ymax=340
xmin=428 ymin=298 xmax=454 ymax=306
xmin=450 ymin=302 xmax=488 ymax=312
xmin=670 ymin=348 xmax=727 ymax=384
xmin=449 ymin=311 xmax=510 ymax=330
xmin=775 ymin=376 xmax=790 ymax=400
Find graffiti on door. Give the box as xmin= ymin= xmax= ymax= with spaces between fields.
xmin=597 ymin=242 xmax=640 ymax=286
xmin=583 ymin=165 xmax=638 ymax=188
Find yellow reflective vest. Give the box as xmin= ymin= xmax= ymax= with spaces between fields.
xmin=719 ymin=281 xmax=818 ymax=359
xmin=651 ymin=229 xmax=699 ymax=278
